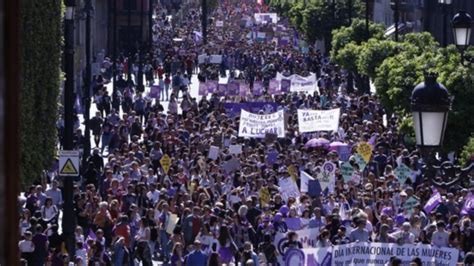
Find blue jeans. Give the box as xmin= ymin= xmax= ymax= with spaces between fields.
xmin=159 ymin=230 xmax=170 ymax=260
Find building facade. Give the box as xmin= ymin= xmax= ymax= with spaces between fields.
xmin=371 ymin=0 xmax=474 ymax=46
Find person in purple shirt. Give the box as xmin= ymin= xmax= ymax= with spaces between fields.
xmin=32 ymin=224 xmax=49 ymax=266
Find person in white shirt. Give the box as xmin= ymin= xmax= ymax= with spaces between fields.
xmin=146 ymin=183 xmax=160 ymax=205
xmin=75 ymin=241 xmax=88 ymax=266
xmin=19 ymin=231 xmax=35 ymax=265
xmin=431 ymin=221 xmax=450 ymax=247
xmin=391 ymin=222 xmax=416 ymax=245
xmin=45 ymin=180 xmax=63 ymax=207
xmin=41 ymin=197 xmax=59 ymax=225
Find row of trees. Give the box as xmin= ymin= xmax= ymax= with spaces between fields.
xmin=269 ymin=0 xmax=364 ymax=49
xmin=20 ymin=0 xmax=63 ymax=187
xmin=330 ymin=19 xmax=474 ymax=158
xmin=268 ymin=0 xmax=473 ymax=161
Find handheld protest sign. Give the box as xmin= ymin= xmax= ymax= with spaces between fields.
xmin=357 ymin=142 xmax=373 ymax=163
xmin=160 ymin=154 xmax=172 ymax=175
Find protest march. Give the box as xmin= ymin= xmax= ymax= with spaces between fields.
xmin=16 ymin=0 xmax=474 ymax=265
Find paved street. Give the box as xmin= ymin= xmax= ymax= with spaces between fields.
xmin=14 ymin=0 xmax=474 ymax=265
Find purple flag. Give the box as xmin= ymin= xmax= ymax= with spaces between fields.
xmin=87 ymin=229 xmax=97 ymax=241
xmin=368 ymin=134 xmax=377 ymax=146
xmin=423 ymin=188 xmax=441 ymax=214
xmin=461 ymin=193 xmax=474 ymax=216
xmin=285 ymin=217 xmax=302 ymax=230
xmin=149 ymin=85 xmax=161 ymax=98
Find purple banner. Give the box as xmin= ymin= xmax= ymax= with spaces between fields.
xmin=223 ymin=102 xmax=279 ymax=117
xmin=199 ymin=82 xmax=208 ymax=96
xmin=268 ymin=79 xmax=280 ymax=94
xmin=239 ymin=81 xmax=249 ymax=97
xmin=207 ymin=80 xmax=218 ymax=93
xmin=227 ymin=81 xmax=240 ymax=96
xmin=253 ymin=81 xmax=264 ymax=96
xmin=217 ymin=83 xmax=227 ymax=97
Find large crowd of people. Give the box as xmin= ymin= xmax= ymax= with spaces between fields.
xmin=18 ymin=0 xmax=474 ymax=265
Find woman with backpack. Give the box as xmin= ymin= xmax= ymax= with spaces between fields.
xmin=40 ymin=197 xmax=59 ymax=228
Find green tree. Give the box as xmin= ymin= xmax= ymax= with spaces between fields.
xmin=289 ymin=2 xmax=305 ymax=32
xmin=460 ymin=136 xmax=474 ymax=166
xmin=330 ymin=18 xmax=385 ymax=93
xmin=330 ymin=18 xmax=385 ymax=61
xmin=435 ymin=46 xmax=474 ymax=152
xmin=356 ymin=39 xmax=399 ymax=79
xmin=373 ymin=33 xmax=440 ymax=114
xmin=20 ymin=0 xmax=62 ymax=187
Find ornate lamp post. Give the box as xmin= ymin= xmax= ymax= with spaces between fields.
xmin=411 ymin=72 xmax=473 ymax=188
xmin=451 ymin=11 xmax=473 ymax=65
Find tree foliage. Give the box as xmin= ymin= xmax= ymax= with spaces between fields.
xmin=270 ymin=0 xmax=364 ymax=47
xmin=356 ymin=39 xmax=399 ymax=79
xmin=460 ymin=136 xmax=474 ymax=166
xmin=20 ymin=0 xmax=62 ymax=187
xmin=330 ymin=18 xmax=385 ymax=60
xmin=332 ymin=25 xmax=473 ymax=152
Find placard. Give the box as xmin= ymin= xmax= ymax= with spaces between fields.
xmin=357 ymin=142 xmax=373 ymax=163
xmin=297 ymin=108 xmax=341 ymax=133
xmin=394 ymin=163 xmax=413 ymax=185
xmin=278 ymin=177 xmax=300 ymax=202
xmin=208 ymin=146 xmax=219 ymax=160
xmin=238 ymin=109 xmax=285 ymax=138
xmin=229 ymin=145 xmax=242 ymax=155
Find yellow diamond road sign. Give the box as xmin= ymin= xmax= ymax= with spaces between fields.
xmin=59 ymin=150 xmax=80 ymax=176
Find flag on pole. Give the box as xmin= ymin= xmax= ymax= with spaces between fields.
xmin=300 ymin=170 xmax=314 ymax=193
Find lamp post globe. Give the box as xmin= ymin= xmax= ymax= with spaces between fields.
xmin=451 ymin=11 xmax=472 ymax=49
xmin=411 ymin=73 xmax=451 ymax=149
xmin=438 ymin=0 xmax=452 ymax=4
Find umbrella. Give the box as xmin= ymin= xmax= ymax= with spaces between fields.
xmin=329 ymin=141 xmax=348 ymax=151
xmin=304 ymin=138 xmax=330 ymax=149
xmin=329 ymin=141 xmax=351 ymax=161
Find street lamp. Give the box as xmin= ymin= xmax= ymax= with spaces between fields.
xmin=390 ymin=0 xmax=400 ymax=42
xmin=63 ymin=0 xmax=77 ymax=257
xmin=452 ymin=11 xmax=472 ymax=49
xmin=411 ymin=72 xmax=450 ymax=148
xmin=438 ymin=0 xmax=452 ymax=47
xmin=451 ymin=11 xmax=473 ymax=65
xmin=411 ymin=72 xmax=473 ymax=188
